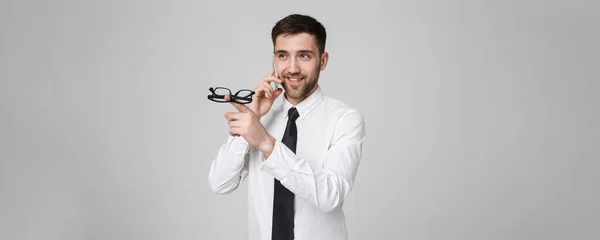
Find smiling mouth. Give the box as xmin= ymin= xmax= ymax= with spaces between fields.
xmin=285 ymin=77 xmax=304 ymax=83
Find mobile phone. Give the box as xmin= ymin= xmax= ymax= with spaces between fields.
xmin=271 ymin=56 xmax=280 ymax=90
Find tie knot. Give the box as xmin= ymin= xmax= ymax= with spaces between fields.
xmin=287 ymin=107 xmax=299 ymax=121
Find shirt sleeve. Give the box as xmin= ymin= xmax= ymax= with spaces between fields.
xmin=260 ymin=109 xmax=366 ymax=212
xmin=208 ymin=135 xmax=250 ymax=194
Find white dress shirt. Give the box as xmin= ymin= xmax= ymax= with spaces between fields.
xmin=208 ymin=85 xmax=366 ymax=240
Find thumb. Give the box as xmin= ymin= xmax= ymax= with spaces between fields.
xmin=272 ymin=88 xmax=284 ymax=99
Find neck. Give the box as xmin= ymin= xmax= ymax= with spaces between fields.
xmin=286 ymin=84 xmax=319 ymax=106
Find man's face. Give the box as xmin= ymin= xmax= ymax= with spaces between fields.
xmin=273 ymin=32 xmax=328 ymax=104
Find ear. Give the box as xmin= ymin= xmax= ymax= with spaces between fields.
xmin=319 ymin=52 xmax=329 ymax=71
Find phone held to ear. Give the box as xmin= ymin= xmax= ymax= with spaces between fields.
xmin=271 ymin=56 xmax=280 ymax=90
xmin=270 ymin=75 xmax=279 ymax=90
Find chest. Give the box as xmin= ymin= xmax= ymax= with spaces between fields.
xmin=267 ymin=113 xmax=336 ymax=172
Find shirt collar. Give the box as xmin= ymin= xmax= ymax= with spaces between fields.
xmin=281 ymin=85 xmax=324 ymax=120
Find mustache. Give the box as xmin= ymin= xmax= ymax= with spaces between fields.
xmin=283 ymin=74 xmax=305 ymax=78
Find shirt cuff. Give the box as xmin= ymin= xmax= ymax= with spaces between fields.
xmin=260 ymin=141 xmax=294 ymax=180
xmin=226 ymin=136 xmax=250 ymax=154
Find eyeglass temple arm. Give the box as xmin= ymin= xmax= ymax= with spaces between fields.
xmin=207 ymin=93 xmax=225 ymax=99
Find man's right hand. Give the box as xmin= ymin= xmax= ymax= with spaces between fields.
xmin=249 ymin=68 xmax=284 ymax=118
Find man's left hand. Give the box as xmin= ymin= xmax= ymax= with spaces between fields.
xmin=224 ymin=94 xmax=276 ymax=157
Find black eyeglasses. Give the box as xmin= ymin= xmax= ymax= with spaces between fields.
xmin=207 ymin=87 xmax=255 ymax=104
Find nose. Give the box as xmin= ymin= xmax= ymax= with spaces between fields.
xmin=288 ymin=58 xmax=300 ymax=74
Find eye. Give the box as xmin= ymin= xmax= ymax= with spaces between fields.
xmin=278 ymin=54 xmax=287 ymax=60
xmin=300 ymin=53 xmax=310 ymax=60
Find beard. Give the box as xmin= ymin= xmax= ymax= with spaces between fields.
xmin=282 ymin=62 xmax=321 ymax=101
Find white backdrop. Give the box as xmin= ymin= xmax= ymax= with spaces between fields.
xmin=1 ymin=0 xmax=599 ymax=239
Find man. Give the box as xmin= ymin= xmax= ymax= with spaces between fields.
xmin=208 ymin=14 xmax=366 ymax=240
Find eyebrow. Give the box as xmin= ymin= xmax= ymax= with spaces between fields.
xmin=273 ymin=49 xmax=316 ymax=55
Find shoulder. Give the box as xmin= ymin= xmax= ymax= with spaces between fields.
xmin=320 ymin=96 xmax=365 ymax=133
xmin=322 ymin=96 xmax=363 ymax=121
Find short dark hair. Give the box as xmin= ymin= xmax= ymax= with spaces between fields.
xmin=271 ymin=14 xmax=327 ymax=54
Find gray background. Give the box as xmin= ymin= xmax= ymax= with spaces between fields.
xmin=1 ymin=0 xmax=599 ymax=239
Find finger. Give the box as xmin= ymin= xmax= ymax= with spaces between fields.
xmin=228 ymin=120 xmax=241 ymax=128
xmin=261 ymin=76 xmax=283 ymax=85
xmin=272 ymin=87 xmax=284 ymax=99
xmin=260 ymin=81 xmax=272 ymax=90
xmin=253 ymin=85 xmax=273 ymax=98
xmin=259 ymin=83 xmax=273 ymax=98
xmin=253 ymin=85 xmax=266 ymax=97
xmin=253 ymin=87 xmax=264 ymax=98
xmin=229 ymin=127 xmax=247 ymax=137
xmin=229 ymin=99 xmax=251 ymax=113
xmin=224 ymin=93 xmax=251 ymax=113
xmin=224 ymin=112 xmax=244 ymax=121
xmin=229 ymin=128 xmax=241 ymax=137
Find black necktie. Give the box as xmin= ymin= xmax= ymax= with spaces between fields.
xmin=272 ymin=107 xmax=299 ymax=240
